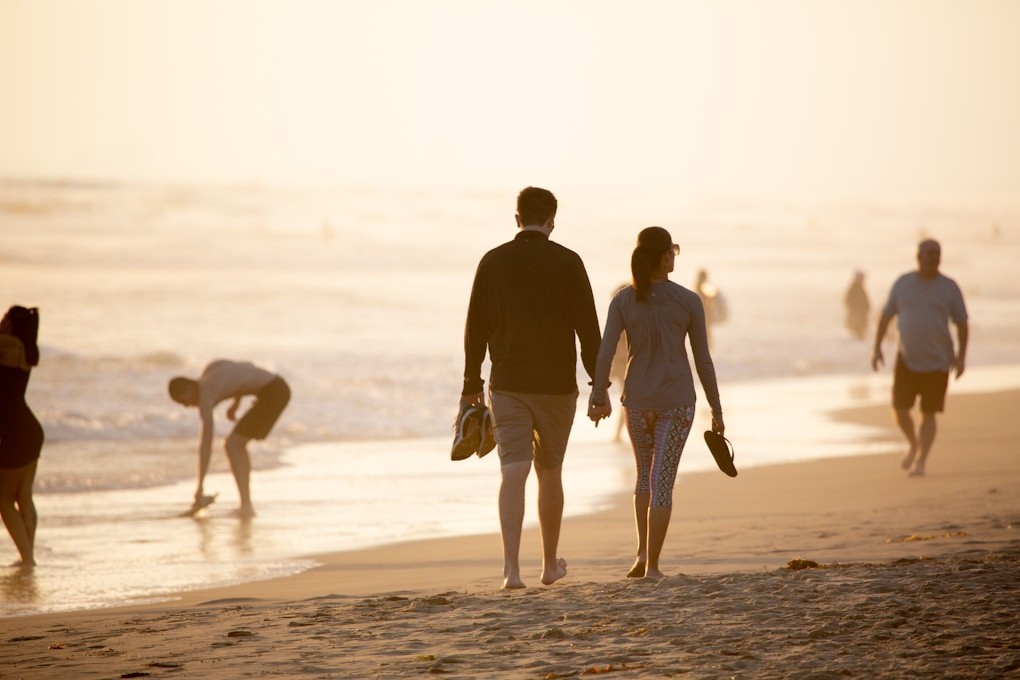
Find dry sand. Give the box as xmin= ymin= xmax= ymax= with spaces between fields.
xmin=2 ymin=388 xmax=1018 ymax=678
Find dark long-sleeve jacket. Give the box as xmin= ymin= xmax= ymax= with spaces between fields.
xmin=462 ymin=230 xmax=601 ymax=395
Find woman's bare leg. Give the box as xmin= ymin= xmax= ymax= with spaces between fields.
xmin=628 ymin=492 xmax=650 ymax=577
xmin=645 ymin=506 xmax=672 ymax=581
xmin=0 ymin=462 xmax=36 ymax=566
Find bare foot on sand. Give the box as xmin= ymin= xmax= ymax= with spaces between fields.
xmin=901 ymin=446 xmax=918 ymax=471
xmin=643 ymin=567 xmax=666 ymax=581
xmin=908 ymin=463 xmax=926 ymax=477
xmin=541 ymin=558 xmax=568 ymax=585
xmin=627 ymin=558 xmax=646 ymax=578
xmin=501 ymin=575 xmax=526 ymax=590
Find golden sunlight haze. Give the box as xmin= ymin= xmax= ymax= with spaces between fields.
xmin=0 ymin=0 xmax=1018 ymax=202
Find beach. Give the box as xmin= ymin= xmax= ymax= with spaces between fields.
xmin=1 ymin=181 xmax=1018 ymax=677
xmin=2 ymin=387 xmax=1017 ymax=678
xmin=4 ymin=180 xmax=1017 ymax=616
xmin=4 ymin=2 xmax=1020 ymax=675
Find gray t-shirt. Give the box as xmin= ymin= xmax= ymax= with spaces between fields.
xmin=882 ymin=272 xmax=968 ymax=372
xmin=593 ymin=281 xmax=722 ymax=417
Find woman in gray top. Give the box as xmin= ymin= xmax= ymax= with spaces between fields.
xmin=589 ymin=227 xmax=724 ymax=581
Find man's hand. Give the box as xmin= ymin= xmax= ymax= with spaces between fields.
xmin=871 ymin=347 xmax=884 ymax=372
xmin=954 ymin=355 xmax=966 ymax=379
xmin=711 ymin=415 xmax=725 ymax=436
xmin=226 ymin=397 xmax=241 ymax=421
xmin=460 ymin=392 xmax=484 ymax=409
xmin=184 ymin=491 xmax=217 ymax=516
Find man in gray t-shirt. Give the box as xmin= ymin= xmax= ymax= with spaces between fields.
xmin=871 ymin=239 xmax=968 ymax=477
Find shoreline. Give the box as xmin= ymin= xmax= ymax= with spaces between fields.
xmin=15 ymin=384 xmax=1020 ymax=611
xmin=2 ymin=387 xmax=1017 ymax=676
xmin=4 ymin=373 xmax=1017 ymax=611
xmin=172 ymin=384 xmax=1020 ymax=603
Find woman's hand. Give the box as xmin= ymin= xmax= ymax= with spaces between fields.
xmin=711 ymin=415 xmax=725 ymax=436
xmin=588 ymin=395 xmax=612 ymax=426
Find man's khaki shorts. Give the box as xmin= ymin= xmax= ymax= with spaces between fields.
xmin=488 ymin=390 xmax=578 ymax=468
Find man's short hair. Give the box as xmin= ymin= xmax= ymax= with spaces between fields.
xmin=517 ymin=187 xmax=557 ymax=226
xmin=168 ymin=376 xmax=197 ymax=404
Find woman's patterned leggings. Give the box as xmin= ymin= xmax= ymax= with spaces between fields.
xmin=626 ymin=405 xmax=695 ymax=508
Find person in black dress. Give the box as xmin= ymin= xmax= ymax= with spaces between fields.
xmin=0 ymin=306 xmax=44 ymax=566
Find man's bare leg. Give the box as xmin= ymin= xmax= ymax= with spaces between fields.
xmin=499 ymin=461 xmax=531 ymax=589
xmin=645 ymin=506 xmax=672 ymax=581
xmin=225 ymin=433 xmax=256 ymax=517
xmin=894 ymin=408 xmax=919 ymax=470
xmin=628 ymin=492 xmax=650 ymax=577
xmin=910 ymin=412 xmax=937 ymax=477
xmin=535 ymin=462 xmax=567 ymax=585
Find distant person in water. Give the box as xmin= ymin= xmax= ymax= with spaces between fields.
xmin=168 ymin=360 xmax=290 ymax=517
xmin=0 ymin=306 xmax=44 ymax=567
xmin=694 ymin=268 xmax=726 ymax=349
xmin=461 ymin=186 xmax=602 ymax=589
xmin=590 ymin=228 xmax=724 ymax=581
xmin=844 ymin=270 xmax=871 ymax=340
xmin=872 ymin=240 xmax=968 ymax=477
xmin=608 ymin=283 xmax=630 ymax=442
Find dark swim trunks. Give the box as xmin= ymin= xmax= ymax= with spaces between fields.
xmin=233 ymin=376 xmax=290 ymax=440
xmin=893 ymin=354 xmax=949 ymax=413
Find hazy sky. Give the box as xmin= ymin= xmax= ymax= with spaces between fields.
xmin=2 ymin=0 xmax=1018 ymax=202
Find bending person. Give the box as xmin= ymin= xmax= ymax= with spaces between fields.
xmin=169 ymin=360 xmax=290 ymax=517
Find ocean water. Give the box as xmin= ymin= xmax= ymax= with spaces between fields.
xmin=1 ymin=180 xmax=1018 ymax=616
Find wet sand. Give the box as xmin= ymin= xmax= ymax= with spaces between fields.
xmin=2 ymin=388 xmax=1018 ymax=678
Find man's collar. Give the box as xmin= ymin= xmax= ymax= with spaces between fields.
xmin=515 ymin=229 xmax=549 ymax=240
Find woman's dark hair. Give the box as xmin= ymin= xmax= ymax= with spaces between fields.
xmin=631 ymin=227 xmax=672 ymax=302
xmin=2 ymin=306 xmax=40 ymax=366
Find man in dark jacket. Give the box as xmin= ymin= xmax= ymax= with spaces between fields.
xmin=461 ymin=186 xmax=601 ymax=589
